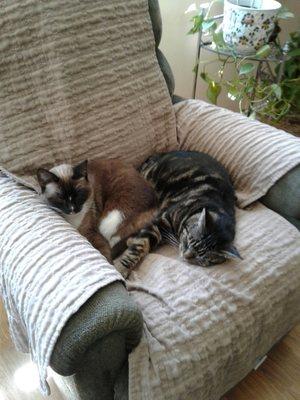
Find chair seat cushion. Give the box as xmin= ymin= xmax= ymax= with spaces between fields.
xmin=128 ymin=203 xmax=300 ymax=400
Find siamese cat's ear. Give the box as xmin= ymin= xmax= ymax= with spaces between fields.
xmin=221 ymin=245 xmax=243 ymax=260
xmin=73 ymin=160 xmax=88 ymax=180
xmin=37 ymin=168 xmax=59 ymax=189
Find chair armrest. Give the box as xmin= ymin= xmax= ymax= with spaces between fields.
xmin=175 ymin=100 xmax=300 ymax=210
xmin=50 ymin=281 xmax=143 ymax=375
xmin=0 ymin=175 xmax=134 ymax=396
xmin=261 ymin=164 xmax=300 ymax=224
xmin=51 ymin=281 xmax=143 ymax=400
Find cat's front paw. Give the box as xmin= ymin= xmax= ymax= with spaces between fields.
xmin=114 ymin=260 xmax=131 ymax=279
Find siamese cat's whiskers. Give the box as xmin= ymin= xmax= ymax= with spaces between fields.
xmin=50 ymin=205 xmax=63 ymax=214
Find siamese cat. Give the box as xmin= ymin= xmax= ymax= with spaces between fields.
xmin=37 ymin=159 xmax=157 ymax=263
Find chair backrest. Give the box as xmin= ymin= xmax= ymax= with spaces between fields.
xmin=0 ymin=0 xmax=177 ymax=179
xmin=147 ymin=0 xmax=175 ymax=98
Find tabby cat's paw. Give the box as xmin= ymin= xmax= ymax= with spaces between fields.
xmin=114 ymin=260 xmax=131 ymax=279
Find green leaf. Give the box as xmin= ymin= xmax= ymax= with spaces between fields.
xmin=227 ymin=86 xmax=239 ymax=101
xmin=288 ymin=48 xmax=300 ymax=57
xmin=188 ymin=26 xmax=199 ymax=35
xmin=188 ymin=14 xmax=204 ymax=34
xmin=248 ymin=111 xmax=256 ymax=120
xmin=213 ymin=31 xmax=226 ymax=47
xmin=285 ymin=63 xmax=298 ymax=78
xmin=202 ymin=19 xmax=216 ymax=32
xmin=207 ymin=81 xmax=221 ymax=104
xmin=271 ymin=84 xmax=282 ymax=99
xmin=200 ymin=72 xmax=211 ymax=84
xmin=256 ymin=44 xmax=271 ymax=58
xmin=193 ymin=63 xmax=199 ymax=74
xmin=239 ymin=63 xmax=255 ymax=75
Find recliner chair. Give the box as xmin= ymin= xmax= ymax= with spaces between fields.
xmin=0 ymin=1 xmax=299 ymax=400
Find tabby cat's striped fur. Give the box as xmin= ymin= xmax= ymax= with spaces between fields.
xmin=115 ymin=151 xmax=241 ymax=273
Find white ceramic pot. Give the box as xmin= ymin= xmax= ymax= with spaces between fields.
xmin=223 ymin=0 xmax=282 ymax=54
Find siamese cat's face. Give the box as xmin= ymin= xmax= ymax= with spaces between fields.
xmin=37 ymin=160 xmax=91 ymax=215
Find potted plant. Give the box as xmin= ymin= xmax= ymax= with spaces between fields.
xmin=188 ymin=1 xmax=300 ymax=134
xmin=223 ymin=0 xmax=282 ymax=54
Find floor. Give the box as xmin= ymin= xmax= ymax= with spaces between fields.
xmin=0 ymin=300 xmax=299 ymax=400
xmin=223 ymin=324 xmax=300 ymax=400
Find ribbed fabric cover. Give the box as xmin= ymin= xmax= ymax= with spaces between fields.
xmin=128 ymin=203 xmax=300 ymax=400
xmin=175 ymin=100 xmax=300 ymax=208
xmin=0 ymin=175 xmax=122 ymax=394
xmin=1 ymin=1 xmax=300 ymax=398
xmin=0 ymin=0 xmax=177 ymax=182
xmin=0 ymin=0 xmax=176 ymax=395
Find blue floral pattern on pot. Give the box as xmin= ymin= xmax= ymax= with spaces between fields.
xmin=223 ymin=0 xmax=281 ymax=54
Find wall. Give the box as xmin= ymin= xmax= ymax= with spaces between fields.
xmin=159 ymin=0 xmax=300 ymax=109
xmin=158 ymin=0 xmax=201 ymax=99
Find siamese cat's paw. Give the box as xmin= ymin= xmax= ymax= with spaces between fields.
xmin=114 ymin=260 xmax=131 ymax=279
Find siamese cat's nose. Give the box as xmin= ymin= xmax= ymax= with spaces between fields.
xmin=66 ymin=204 xmax=75 ymax=214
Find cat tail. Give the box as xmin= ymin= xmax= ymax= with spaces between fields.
xmin=114 ymin=216 xmax=164 ymax=271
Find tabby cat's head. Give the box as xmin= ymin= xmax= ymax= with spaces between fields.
xmin=179 ymin=208 xmax=241 ymax=266
xmin=37 ymin=160 xmax=91 ymax=215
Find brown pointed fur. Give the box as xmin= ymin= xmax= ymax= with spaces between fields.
xmin=38 ymin=158 xmax=157 ymax=263
xmin=80 ymin=159 xmax=157 ymax=261
xmin=88 ymin=159 xmax=156 ymax=220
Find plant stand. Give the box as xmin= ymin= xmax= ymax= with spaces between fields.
xmin=192 ymin=13 xmax=288 ymax=118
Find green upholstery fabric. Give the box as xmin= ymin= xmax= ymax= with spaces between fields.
xmin=156 ymin=48 xmax=175 ymax=96
xmin=149 ymin=0 xmax=175 ymax=97
xmin=74 ymin=332 xmax=127 ymax=400
xmin=172 ymin=94 xmax=185 ymax=104
xmin=148 ymin=0 xmax=162 ymax=46
xmin=51 ymin=282 xmax=142 ymax=375
xmin=114 ymin=360 xmax=129 ymax=400
xmin=278 ymin=213 xmax=300 ymax=230
xmin=261 ymin=164 xmax=300 ymax=223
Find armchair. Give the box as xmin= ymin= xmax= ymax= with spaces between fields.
xmin=0 ymin=1 xmax=299 ymax=400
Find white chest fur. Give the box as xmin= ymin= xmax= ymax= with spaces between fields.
xmin=99 ymin=209 xmax=124 ymax=245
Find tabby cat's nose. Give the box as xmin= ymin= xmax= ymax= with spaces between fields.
xmin=183 ymin=249 xmax=194 ymax=259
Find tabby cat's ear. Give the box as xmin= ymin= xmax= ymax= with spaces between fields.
xmin=197 ymin=208 xmax=207 ymax=233
xmin=73 ymin=160 xmax=88 ymax=180
xmin=37 ymin=168 xmax=59 ymax=189
xmin=221 ymin=245 xmax=243 ymax=260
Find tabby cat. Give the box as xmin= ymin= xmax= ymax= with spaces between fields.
xmin=114 ymin=151 xmax=241 ymax=272
xmin=37 ymin=159 xmax=156 ymax=263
